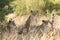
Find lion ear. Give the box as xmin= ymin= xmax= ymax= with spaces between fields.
xmin=42 ymin=20 xmax=45 ymax=22
xmin=36 ymin=10 xmax=38 ymax=13
xmin=42 ymin=20 xmax=46 ymax=23
xmin=31 ymin=10 xmax=33 ymax=13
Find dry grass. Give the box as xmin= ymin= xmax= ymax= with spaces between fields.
xmin=1 ymin=15 xmax=60 ymax=40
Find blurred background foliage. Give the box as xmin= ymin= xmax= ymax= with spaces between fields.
xmin=0 ymin=0 xmax=60 ymax=21
xmin=0 ymin=0 xmax=14 ymax=21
